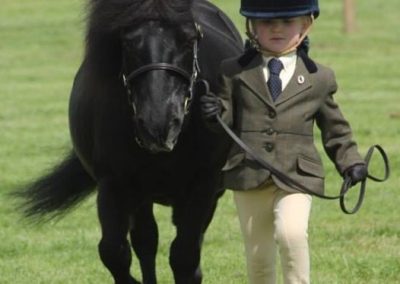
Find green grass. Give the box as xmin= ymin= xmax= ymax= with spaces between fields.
xmin=1 ymin=0 xmax=399 ymax=283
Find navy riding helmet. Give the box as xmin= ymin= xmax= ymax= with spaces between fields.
xmin=240 ymin=0 xmax=320 ymax=19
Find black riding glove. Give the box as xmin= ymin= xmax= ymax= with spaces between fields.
xmin=200 ymin=92 xmax=222 ymax=121
xmin=344 ymin=164 xmax=368 ymax=186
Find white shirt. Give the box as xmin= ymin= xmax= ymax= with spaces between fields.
xmin=262 ymin=52 xmax=297 ymax=91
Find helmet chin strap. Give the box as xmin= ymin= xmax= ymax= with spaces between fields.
xmin=246 ymin=16 xmax=314 ymax=57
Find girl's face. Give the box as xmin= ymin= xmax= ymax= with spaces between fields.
xmin=253 ymin=16 xmax=310 ymax=53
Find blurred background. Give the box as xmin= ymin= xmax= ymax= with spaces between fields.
xmin=1 ymin=0 xmax=399 ymax=283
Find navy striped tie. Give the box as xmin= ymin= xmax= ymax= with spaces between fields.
xmin=267 ymin=58 xmax=284 ymax=101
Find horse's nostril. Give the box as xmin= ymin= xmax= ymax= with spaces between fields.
xmin=135 ymin=137 xmax=144 ymax=148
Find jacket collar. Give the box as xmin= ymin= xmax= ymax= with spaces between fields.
xmin=276 ymin=57 xmax=312 ymax=105
xmin=238 ymin=53 xmax=312 ymax=108
xmin=238 ymin=54 xmax=272 ymax=106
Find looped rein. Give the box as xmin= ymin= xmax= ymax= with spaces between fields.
xmin=339 ymin=144 xmax=390 ymax=214
xmin=216 ymin=115 xmax=390 ymax=214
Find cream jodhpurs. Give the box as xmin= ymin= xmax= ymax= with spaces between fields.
xmin=233 ymin=183 xmax=312 ymax=284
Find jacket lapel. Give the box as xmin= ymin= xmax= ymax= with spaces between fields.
xmin=238 ymin=54 xmax=275 ymax=108
xmin=275 ymin=57 xmax=312 ymax=106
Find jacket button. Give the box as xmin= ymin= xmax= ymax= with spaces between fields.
xmin=268 ymin=111 xmax=276 ymax=119
xmin=265 ymin=143 xmax=274 ymax=152
xmin=266 ymin=128 xmax=274 ymax=135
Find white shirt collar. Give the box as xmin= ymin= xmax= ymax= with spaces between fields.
xmin=262 ymin=51 xmax=298 ymax=91
xmin=263 ymin=51 xmax=297 ymax=72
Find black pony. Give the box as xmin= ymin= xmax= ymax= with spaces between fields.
xmin=17 ymin=0 xmax=242 ymax=283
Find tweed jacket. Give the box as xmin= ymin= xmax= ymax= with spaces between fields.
xmin=217 ymin=52 xmax=365 ymax=194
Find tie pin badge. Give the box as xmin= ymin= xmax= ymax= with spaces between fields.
xmin=297 ymin=75 xmax=305 ymax=84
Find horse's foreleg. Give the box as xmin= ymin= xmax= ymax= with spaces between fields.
xmin=169 ymin=184 xmax=219 ymax=284
xmin=130 ymin=202 xmax=158 ymax=284
xmin=97 ymin=179 xmax=140 ymax=284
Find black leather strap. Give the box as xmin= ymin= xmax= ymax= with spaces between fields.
xmin=217 ymin=115 xmax=390 ymax=214
xmin=125 ymin=63 xmax=192 ymax=83
xmin=340 ymin=145 xmax=390 ymax=214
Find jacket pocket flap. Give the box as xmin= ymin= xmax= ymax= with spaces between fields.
xmin=297 ymin=156 xmax=324 ymax=178
xmin=222 ymin=151 xmax=245 ymax=171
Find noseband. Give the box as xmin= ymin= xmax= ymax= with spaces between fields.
xmin=122 ymin=25 xmax=201 ymax=115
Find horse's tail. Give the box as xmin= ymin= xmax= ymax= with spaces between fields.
xmin=14 ymin=151 xmax=96 ymax=221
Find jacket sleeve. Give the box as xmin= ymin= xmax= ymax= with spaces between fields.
xmin=315 ymin=69 xmax=365 ymax=175
xmin=217 ymin=73 xmax=234 ymax=127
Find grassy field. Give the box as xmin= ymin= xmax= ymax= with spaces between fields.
xmin=1 ymin=0 xmax=399 ymax=283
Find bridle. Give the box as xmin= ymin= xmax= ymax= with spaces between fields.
xmin=121 ymin=24 xmax=202 ymax=116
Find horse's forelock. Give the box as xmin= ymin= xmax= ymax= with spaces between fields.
xmin=84 ymin=0 xmax=195 ymax=78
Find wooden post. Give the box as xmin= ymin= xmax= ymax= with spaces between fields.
xmin=344 ymin=0 xmax=356 ymax=33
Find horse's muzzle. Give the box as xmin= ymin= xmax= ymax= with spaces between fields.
xmin=135 ymin=136 xmax=175 ymax=153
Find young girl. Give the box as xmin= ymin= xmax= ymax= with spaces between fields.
xmin=201 ymin=0 xmax=368 ymax=283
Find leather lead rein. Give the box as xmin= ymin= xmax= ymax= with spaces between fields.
xmin=216 ymin=115 xmax=390 ymax=214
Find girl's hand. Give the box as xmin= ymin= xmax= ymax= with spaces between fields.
xmin=200 ymin=92 xmax=222 ymax=121
xmin=345 ymin=164 xmax=368 ymax=186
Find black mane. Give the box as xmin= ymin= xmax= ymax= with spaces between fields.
xmin=85 ymin=0 xmax=195 ymax=77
